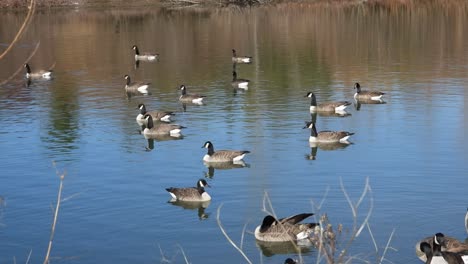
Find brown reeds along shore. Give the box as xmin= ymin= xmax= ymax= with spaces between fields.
xmin=1 ymin=0 xmax=467 ymax=8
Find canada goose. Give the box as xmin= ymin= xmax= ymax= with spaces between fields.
xmin=124 ymin=75 xmax=150 ymax=94
xmin=305 ymin=92 xmax=351 ymax=113
xmin=202 ymin=141 xmax=250 ymax=163
xmin=284 ymin=258 xmax=297 ymax=264
xmin=417 ymin=235 xmax=468 ymax=263
xmin=179 ymin=85 xmax=206 ymax=104
xmin=420 ymin=241 xmax=465 ymax=264
xmin=232 ymin=49 xmax=252 ymax=64
xmin=142 ymin=114 xmax=185 ymax=136
xmin=165 ymin=179 xmax=211 ymax=202
xmin=24 ymin=63 xmax=52 ymax=79
xmin=434 ymin=233 xmax=468 ymax=254
xmin=353 ymin=83 xmax=385 ymax=101
xmin=136 ymin=103 xmax=174 ymax=123
xmin=231 ymin=71 xmax=250 ymax=89
xmin=132 ymin=45 xmax=158 ymax=61
xmin=254 ymin=213 xmax=319 ymax=242
xmin=434 ymin=237 xmax=466 ymax=264
xmin=303 ymin=122 xmax=354 ymax=143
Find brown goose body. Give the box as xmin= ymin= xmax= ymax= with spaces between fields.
xmin=136 ymin=103 xmax=174 ymax=123
xmin=304 ymin=122 xmax=354 ymax=143
xmin=132 ymin=45 xmax=159 ymax=61
xmin=24 ymin=63 xmax=52 ymax=79
xmin=179 ymin=85 xmax=206 ymax=104
xmin=305 ymin=92 xmax=351 ymax=113
xmin=232 ymin=49 xmax=252 ymax=64
xmin=202 ymin=141 xmax=250 ymax=163
xmin=353 ymin=82 xmax=385 ymax=101
xmin=166 ymin=179 xmax=211 ymax=202
xmin=254 ymin=213 xmax=319 ymax=242
xmin=143 ymin=115 xmax=185 ymax=136
xmin=124 ymin=75 xmax=150 ymax=94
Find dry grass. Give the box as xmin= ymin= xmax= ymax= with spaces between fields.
xmin=1 ymin=0 xmax=466 ymax=8
xmin=216 ymin=177 xmax=397 ymax=263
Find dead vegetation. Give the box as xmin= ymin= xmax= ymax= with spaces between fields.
xmin=216 ymin=177 xmax=397 ymax=263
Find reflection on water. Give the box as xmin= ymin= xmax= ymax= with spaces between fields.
xmin=306 ymin=141 xmax=351 ymax=160
xmin=167 ymin=200 xmax=211 ymax=220
xmin=203 ymin=161 xmax=249 ymax=178
xmin=0 ymin=2 xmax=467 ymax=264
xmin=256 ymin=239 xmax=313 ymax=257
xmin=0 ymin=196 xmax=5 ymax=227
xmin=353 ymin=98 xmax=387 ymax=111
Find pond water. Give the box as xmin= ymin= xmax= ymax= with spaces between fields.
xmin=0 ymin=3 xmax=467 ymax=264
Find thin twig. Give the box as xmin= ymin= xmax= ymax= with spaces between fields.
xmin=177 ymin=244 xmax=190 ymax=264
xmin=318 ymin=186 xmax=330 ymax=209
xmin=367 ymin=222 xmax=379 ymax=252
xmin=356 ymin=177 xmax=370 ymax=209
xmin=378 ymin=228 xmax=396 ymax=264
xmin=340 ymin=178 xmax=357 ymax=218
xmin=25 ymin=250 xmax=32 ymax=264
xmin=43 ymin=171 xmax=66 ymax=264
xmin=0 ymin=0 xmax=36 ymax=61
xmin=216 ymin=204 xmax=253 ymax=264
xmin=355 ymin=184 xmax=373 ymax=237
xmin=61 ymin=191 xmax=83 ymax=202
xmin=0 ymin=42 xmax=40 ymax=86
xmin=158 ymin=244 xmax=170 ymax=263
xmin=240 ymin=221 xmax=249 ymax=250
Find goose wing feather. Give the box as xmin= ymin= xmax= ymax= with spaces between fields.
xmin=148 ymin=110 xmax=174 ymax=120
xmin=166 ymin=187 xmax=201 ymax=200
xmin=319 ymin=101 xmax=351 ymax=108
xmin=212 ymin=150 xmax=250 ymax=160
xmin=146 ymin=124 xmax=184 ymax=135
xmin=279 ymin=213 xmax=314 ymax=225
xmin=318 ymin=131 xmax=354 ymax=141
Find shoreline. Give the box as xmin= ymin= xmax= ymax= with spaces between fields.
xmin=1 ymin=0 xmax=467 ymax=9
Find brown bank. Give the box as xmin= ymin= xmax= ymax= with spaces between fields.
xmin=1 ymin=0 xmax=466 ymax=9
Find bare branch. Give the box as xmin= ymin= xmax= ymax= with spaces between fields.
xmin=177 ymin=244 xmax=190 ymax=264
xmin=43 ymin=169 xmax=66 ymax=264
xmin=216 ymin=204 xmax=253 ymax=264
xmin=0 ymin=0 xmax=36 ymax=61
xmin=378 ymin=228 xmax=396 ymax=264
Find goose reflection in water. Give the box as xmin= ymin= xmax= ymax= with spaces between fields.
xmin=203 ymin=160 xmax=249 ymax=178
xmin=256 ymin=239 xmax=313 ymax=257
xmin=126 ymin=90 xmax=151 ymax=100
xmin=142 ymin=135 xmax=183 ymax=151
xmin=353 ymin=98 xmax=386 ymax=111
xmin=306 ymin=141 xmax=352 ymax=160
xmin=167 ymin=200 xmax=211 ymax=220
xmin=180 ymin=102 xmax=207 ymax=113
